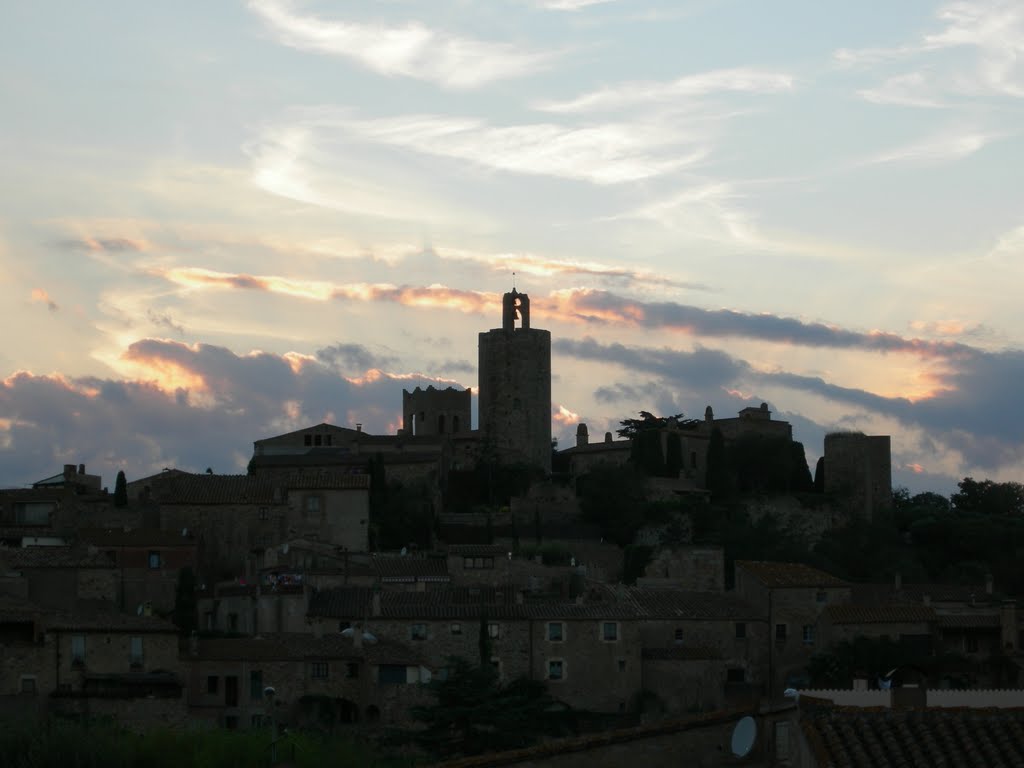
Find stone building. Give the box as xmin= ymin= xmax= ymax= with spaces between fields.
xmin=823 ymin=432 xmax=892 ymax=519
xmin=186 ymin=633 xmax=430 ymax=729
xmin=401 ymin=385 xmax=472 ymax=437
xmin=733 ymin=561 xmax=852 ymax=696
xmin=478 ymin=289 xmax=552 ymax=473
xmin=0 ymin=545 xmax=119 ymax=613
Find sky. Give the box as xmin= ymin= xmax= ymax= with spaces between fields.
xmin=1 ymin=0 xmax=1023 ymax=495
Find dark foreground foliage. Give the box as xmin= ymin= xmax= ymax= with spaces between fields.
xmin=0 ymin=717 xmax=409 ymax=768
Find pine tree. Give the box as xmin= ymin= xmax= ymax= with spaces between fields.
xmin=114 ymin=470 xmax=128 ymax=507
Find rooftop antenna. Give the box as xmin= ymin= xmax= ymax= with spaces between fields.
xmin=512 ymin=270 xmax=516 ymax=290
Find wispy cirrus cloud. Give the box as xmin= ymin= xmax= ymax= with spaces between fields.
xmin=535 ymin=0 xmax=617 ymax=10
xmin=335 ymin=112 xmax=707 ymax=184
xmin=55 ymin=237 xmax=148 ymax=253
xmin=864 ymin=129 xmax=1001 ymax=165
xmin=248 ymin=0 xmax=555 ymax=89
xmin=535 ymin=67 xmax=794 ymax=113
xmin=838 ymin=1 xmax=1024 ymax=103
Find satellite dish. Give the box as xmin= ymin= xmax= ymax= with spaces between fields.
xmin=730 ymin=716 xmax=757 ymax=759
xmin=400 ymin=547 xmax=407 ymax=556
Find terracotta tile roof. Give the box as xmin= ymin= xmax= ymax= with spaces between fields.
xmin=735 ymin=560 xmax=848 ymax=588
xmin=852 ymin=582 xmax=999 ymax=605
xmin=448 ymin=544 xmax=509 ymax=557
xmin=194 ymin=632 xmax=424 ymax=666
xmin=621 ymin=587 xmax=764 ymax=621
xmin=800 ymin=698 xmax=1024 ymax=768
xmin=373 ymin=555 xmax=449 ymax=582
xmin=77 ymin=528 xmax=197 ymax=547
xmin=308 ymin=585 xmax=760 ymax=622
xmin=938 ymin=613 xmax=1002 ymax=629
xmin=822 ymin=604 xmax=937 ymax=625
xmin=45 ymin=612 xmax=178 ymax=633
xmin=0 ymin=545 xmax=114 ymax=569
xmin=642 ymin=646 xmax=722 ymax=661
xmin=283 ymin=471 xmax=370 ymax=491
xmin=144 ymin=473 xmax=278 ymax=505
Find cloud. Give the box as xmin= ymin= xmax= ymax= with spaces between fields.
xmin=30 ymin=289 xmax=58 ymax=312
xmin=55 ymin=237 xmax=148 ymax=253
xmin=864 ymin=130 xmax=1000 ymax=165
xmin=146 ymin=310 xmax=185 ymax=336
xmin=0 ymin=340 xmax=467 ymax=486
xmin=335 ymin=112 xmax=707 ymax=184
xmin=838 ymin=1 xmax=1024 ymax=101
xmin=535 ymin=0 xmax=616 ymax=10
xmin=536 ymin=67 xmax=794 ymax=114
xmin=248 ymin=0 xmax=555 ymax=89
xmin=556 ymin=336 xmax=1024 ymax=474
xmin=316 ymin=343 xmax=398 ymax=374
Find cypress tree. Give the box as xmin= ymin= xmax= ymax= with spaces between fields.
xmin=114 ymin=470 xmax=128 ymax=507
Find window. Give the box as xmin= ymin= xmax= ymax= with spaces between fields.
xmin=602 ymin=622 xmax=619 ymax=642
xmin=130 ymin=636 xmax=143 ymax=667
xmin=547 ymin=622 xmax=564 ymax=642
xmin=13 ymin=501 xmax=55 ymax=525
xmin=314 ymin=434 xmax=322 ymax=446
xmin=205 ymin=612 xmax=214 ymax=631
xmin=207 ymin=675 xmax=219 ymax=695
xmin=251 ymin=714 xmax=264 ymax=729
xmin=802 ymin=625 xmax=816 ymax=645
xmin=735 ymin=622 xmax=747 ymax=639
xmin=618 ymin=659 xmax=626 ymax=673
xmin=674 ymin=628 xmax=683 ymax=643
xmin=311 ymin=662 xmax=329 ymax=679
xmin=490 ymin=658 xmax=501 ymax=677
xmin=304 ymin=434 xmax=312 ymax=446
xmin=488 ymin=622 xmax=500 ymax=639
xmin=325 ymin=434 xmax=332 ymax=446
xmin=259 ymin=507 xmax=269 ymax=521
xmin=250 ymin=670 xmax=263 ymax=700
xmin=450 ymin=623 xmax=462 ymax=635
xmin=775 ymin=624 xmax=788 ymax=642
xmin=228 ymin=613 xmax=238 ymax=632
xmin=548 ymin=660 xmax=564 ymax=680
xmin=305 ymin=496 xmax=320 ymax=517
xmin=816 ymin=591 xmax=828 ymax=604
xmin=224 ymin=715 xmax=238 ymax=730
xmin=690 ymin=451 xmax=697 ymax=469
xmin=966 ymin=635 xmax=979 ymax=653
xmin=20 ymin=676 xmax=36 ymax=694
xmin=411 ymin=624 xmax=427 ymax=641
xmin=438 ymin=414 xmax=446 ymax=433
xmin=379 ymin=665 xmax=407 ymax=685
xmin=727 ymin=668 xmax=746 ymax=683
xmin=148 ymin=550 xmax=161 ymax=569
xmin=71 ymin=635 xmax=85 ymax=666
xmin=346 ymin=662 xmax=359 ymax=679
xmin=464 ymin=556 xmax=494 ymax=569
xmin=225 ymin=676 xmax=238 ymax=707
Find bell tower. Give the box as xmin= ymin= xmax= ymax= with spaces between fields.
xmin=478 ymin=289 xmax=551 ymax=472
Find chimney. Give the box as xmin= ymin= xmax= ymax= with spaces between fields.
xmin=78 ymin=464 xmax=86 ymax=475
xmin=63 ymin=464 xmax=76 ymax=479
xmin=372 ymin=590 xmax=381 ymax=617
xmin=852 ymin=677 xmax=868 ymax=691
xmin=356 ymin=423 xmax=362 ymax=432
xmin=604 ymin=432 xmax=613 ymax=444
xmin=576 ymin=423 xmax=589 ymax=448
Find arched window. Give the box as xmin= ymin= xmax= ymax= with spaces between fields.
xmin=452 ymin=415 xmax=460 ymax=433
xmin=438 ymin=414 xmax=446 ymax=433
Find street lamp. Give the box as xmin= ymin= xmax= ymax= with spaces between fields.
xmin=264 ymin=686 xmax=278 ymax=763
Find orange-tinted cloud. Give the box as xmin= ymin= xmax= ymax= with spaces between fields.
xmin=552 ymin=404 xmax=580 ymax=426
xmin=30 ymin=288 xmax=58 ymax=312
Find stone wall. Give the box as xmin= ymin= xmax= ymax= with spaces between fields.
xmin=642 ymin=546 xmax=725 ymax=592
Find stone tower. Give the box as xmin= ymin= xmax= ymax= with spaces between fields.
xmin=823 ymin=432 xmax=892 ymax=519
xmin=478 ymin=289 xmax=552 ymax=472
xmin=402 ymin=385 xmax=472 ymax=436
